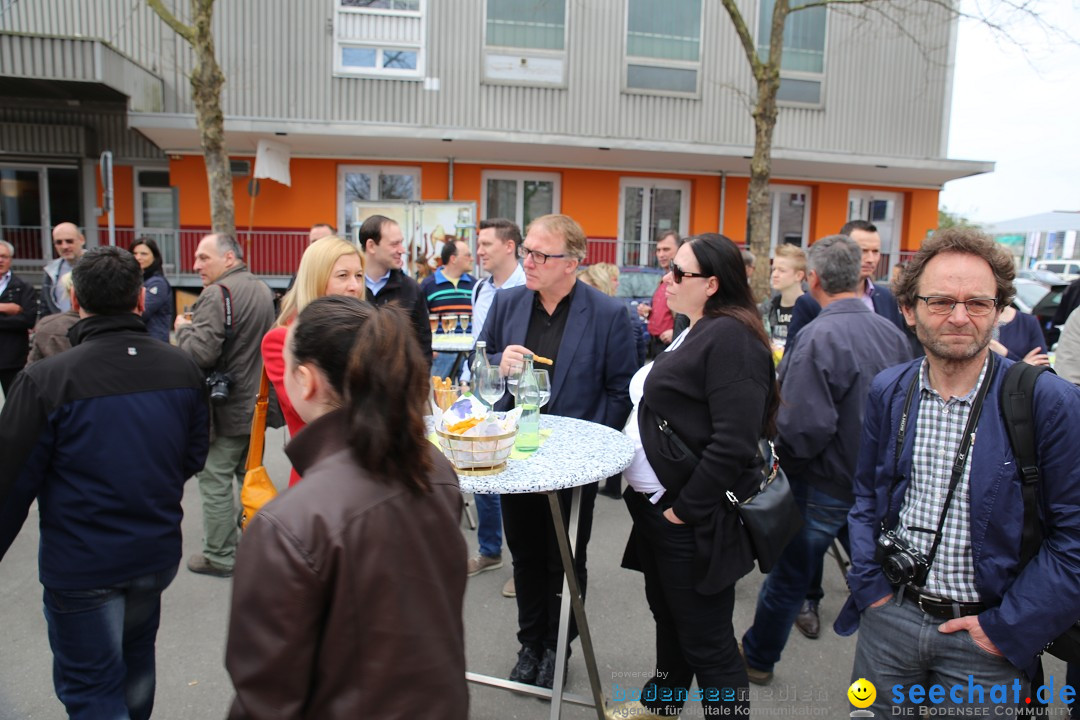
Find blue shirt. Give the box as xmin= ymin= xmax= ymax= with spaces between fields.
xmin=365 ymin=269 xmax=391 ymax=297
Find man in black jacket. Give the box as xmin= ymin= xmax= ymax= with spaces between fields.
xmin=0 ymin=240 xmax=37 ymax=393
xmin=0 ymin=246 xmax=209 ymax=720
xmin=360 ymin=214 xmax=432 ymax=359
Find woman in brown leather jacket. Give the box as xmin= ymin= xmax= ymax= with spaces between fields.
xmin=225 ymin=296 xmax=468 ymax=720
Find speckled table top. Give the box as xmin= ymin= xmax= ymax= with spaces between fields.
xmin=440 ymin=414 xmax=635 ymax=495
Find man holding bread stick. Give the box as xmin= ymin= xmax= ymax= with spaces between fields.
xmin=478 ymin=214 xmax=636 ymax=689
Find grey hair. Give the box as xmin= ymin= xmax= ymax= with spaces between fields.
xmin=0 ymin=240 xmax=13 ymax=256
xmin=741 ymin=248 xmax=756 ymax=268
xmin=212 ymin=233 xmax=244 ymax=261
xmin=807 ymin=235 xmax=861 ymax=294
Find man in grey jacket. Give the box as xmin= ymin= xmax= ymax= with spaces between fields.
xmin=175 ymin=233 xmax=276 ymax=577
xmin=741 ymin=235 xmax=912 ymax=684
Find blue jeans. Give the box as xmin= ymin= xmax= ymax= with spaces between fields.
xmin=431 ymin=351 xmax=460 ymax=381
xmin=43 ymin=565 xmax=178 ymax=720
xmin=475 ymin=492 xmax=503 ymax=558
xmin=742 ymin=481 xmax=850 ymax=672
xmin=852 ymin=593 xmax=1025 ymax=716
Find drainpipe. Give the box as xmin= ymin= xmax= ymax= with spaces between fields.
xmin=448 ymin=157 xmax=454 ymax=200
xmin=718 ymin=172 xmax=727 ymax=236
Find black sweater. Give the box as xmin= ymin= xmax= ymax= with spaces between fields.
xmin=638 ymin=314 xmax=774 ymax=592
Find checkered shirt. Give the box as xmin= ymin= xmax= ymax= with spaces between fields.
xmin=894 ymin=356 xmax=991 ymax=602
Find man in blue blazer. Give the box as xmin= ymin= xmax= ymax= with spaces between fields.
xmin=477 ymin=214 xmax=636 ymax=689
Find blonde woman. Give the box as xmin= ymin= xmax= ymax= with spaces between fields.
xmin=261 ymin=235 xmax=365 ymax=485
xmin=577 ymin=262 xmax=619 ymax=297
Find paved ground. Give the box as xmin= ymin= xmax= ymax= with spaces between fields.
xmin=0 ymin=423 xmax=1071 ymax=719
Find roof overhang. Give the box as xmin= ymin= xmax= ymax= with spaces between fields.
xmin=0 ymin=32 xmax=164 ymax=112
xmin=129 ymin=113 xmax=994 ymax=189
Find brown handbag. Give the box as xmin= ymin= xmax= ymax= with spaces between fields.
xmin=239 ymin=368 xmax=278 ymax=530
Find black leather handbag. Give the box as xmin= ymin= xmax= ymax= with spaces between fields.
xmin=657 ymin=417 xmax=803 ymax=573
xmin=725 ymin=439 xmax=803 ymax=573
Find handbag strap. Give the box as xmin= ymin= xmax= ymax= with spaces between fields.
xmin=656 ymin=414 xmax=774 ymax=507
xmin=245 ymin=367 xmax=271 ymax=471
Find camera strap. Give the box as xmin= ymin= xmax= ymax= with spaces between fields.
xmin=212 ymin=284 xmax=234 ymax=374
xmin=885 ymin=353 xmax=997 ymax=575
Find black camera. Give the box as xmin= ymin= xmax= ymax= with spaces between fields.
xmin=206 ymin=371 xmax=233 ymax=406
xmin=875 ymin=529 xmax=930 ymax=586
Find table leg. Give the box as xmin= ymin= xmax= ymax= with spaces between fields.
xmin=449 ymin=350 xmax=467 ymax=381
xmin=547 ymin=487 xmax=606 ymax=720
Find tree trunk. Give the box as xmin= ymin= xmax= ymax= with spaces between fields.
xmin=190 ymin=0 xmax=234 ymax=237
xmin=747 ymin=80 xmax=779 ymax=303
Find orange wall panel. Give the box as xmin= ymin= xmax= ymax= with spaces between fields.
xmin=722 ymin=176 xmax=749 ymax=242
xmin=905 ymin=189 xmax=939 ymax=250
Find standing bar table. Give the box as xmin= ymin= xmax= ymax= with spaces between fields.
xmin=432 ymin=334 xmax=476 ymax=380
xmin=455 ymin=414 xmax=634 ymax=720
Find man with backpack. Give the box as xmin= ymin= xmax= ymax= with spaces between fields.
xmin=836 ymin=228 xmax=1080 ymax=716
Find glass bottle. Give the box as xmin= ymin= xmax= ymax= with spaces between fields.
xmin=515 ymin=354 xmax=541 ymax=452
xmin=468 ymin=341 xmax=488 ymax=397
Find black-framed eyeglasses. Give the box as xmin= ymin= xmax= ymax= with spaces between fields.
xmin=670 ymin=262 xmax=708 ymax=284
xmin=916 ymin=296 xmax=999 ymax=317
xmin=519 ymin=246 xmax=566 ymax=265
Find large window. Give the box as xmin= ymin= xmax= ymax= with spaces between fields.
xmin=334 ymin=0 xmax=425 ymax=79
xmin=482 ymin=171 xmax=560 ymax=230
xmin=619 ymin=178 xmax=690 ymax=266
xmin=753 ymin=185 xmax=811 ymax=254
xmin=483 ymin=0 xmax=567 ymax=86
xmin=624 ymin=0 xmax=702 ymax=96
xmin=338 ymin=165 xmax=420 ymax=239
xmin=848 ymin=190 xmax=904 ymax=269
xmin=757 ymin=0 xmax=827 ymax=105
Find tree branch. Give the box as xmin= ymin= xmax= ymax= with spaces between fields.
xmin=719 ymin=0 xmax=763 ymax=75
xmin=147 ymin=0 xmax=195 ymax=45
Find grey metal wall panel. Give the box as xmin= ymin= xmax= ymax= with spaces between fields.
xmin=1 ymin=0 xmax=955 ymax=161
xmin=0 ymin=104 xmax=164 ymax=160
xmin=0 ymin=121 xmax=85 ymax=155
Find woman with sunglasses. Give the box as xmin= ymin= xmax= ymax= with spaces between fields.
xmin=610 ymin=234 xmax=778 ymax=719
xmin=226 ymin=296 xmax=468 ymax=719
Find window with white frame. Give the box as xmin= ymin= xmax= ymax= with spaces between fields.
xmin=338 ymin=165 xmax=420 ymax=239
xmin=483 ymin=0 xmax=568 ymax=86
xmin=757 ymin=0 xmax=826 ymax=105
xmin=481 ymin=171 xmax=560 ymax=230
xmin=334 ymin=0 xmax=425 ymax=79
xmin=624 ymin=0 xmax=703 ymax=96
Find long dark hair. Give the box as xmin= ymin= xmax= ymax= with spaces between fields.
xmin=685 ymin=233 xmax=779 ymax=437
xmin=130 ymin=237 xmax=164 ymax=280
xmin=291 ymin=296 xmax=433 ymax=493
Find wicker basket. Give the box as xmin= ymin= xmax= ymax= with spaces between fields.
xmin=435 ymin=427 xmax=517 ymax=476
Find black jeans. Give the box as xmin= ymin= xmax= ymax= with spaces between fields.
xmin=501 ymin=483 xmax=598 ymax=651
xmin=625 ymin=490 xmax=750 ymax=717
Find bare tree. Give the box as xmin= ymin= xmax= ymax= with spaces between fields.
xmin=148 ymin=0 xmax=234 ymax=236
xmin=719 ymin=0 xmax=1058 ymax=300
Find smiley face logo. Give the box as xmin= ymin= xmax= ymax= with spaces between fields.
xmin=848 ymin=678 xmax=876 ymax=708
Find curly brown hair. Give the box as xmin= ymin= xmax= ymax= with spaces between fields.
xmin=894 ymin=227 xmax=1015 ymax=311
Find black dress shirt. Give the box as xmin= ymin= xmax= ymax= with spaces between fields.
xmin=524 ymin=286 xmax=575 ymax=411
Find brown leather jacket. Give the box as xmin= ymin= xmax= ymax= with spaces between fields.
xmin=226 ymin=410 xmax=468 ymax=719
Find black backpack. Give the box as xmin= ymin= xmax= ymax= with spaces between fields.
xmin=1002 ymin=362 xmax=1080 ymax=663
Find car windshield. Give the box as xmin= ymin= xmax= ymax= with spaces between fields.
xmin=1014 ymin=282 xmax=1049 ymax=310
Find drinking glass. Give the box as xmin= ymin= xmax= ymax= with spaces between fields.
xmin=441 ymin=313 xmax=458 ymax=334
xmin=476 ymin=367 xmax=505 ymax=413
xmin=431 ymin=381 xmax=460 ymax=412
xmin=428 ymin=313 xmax=440 ymax=335
xmin=534 ymin=369 xmax=551 ymax=408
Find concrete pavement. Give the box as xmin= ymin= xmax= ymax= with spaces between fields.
xmin=0 ymin=424 xmax=1070 ymax=718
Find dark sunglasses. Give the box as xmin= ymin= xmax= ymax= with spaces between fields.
xmin=670 ymin=262 xmax=707 ymax=284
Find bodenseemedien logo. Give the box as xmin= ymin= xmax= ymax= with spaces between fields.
xmin=848 ymin=678 xmax=876 ymax=717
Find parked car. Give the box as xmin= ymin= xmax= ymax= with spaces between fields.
xmin=1031 ymin=260 xmax=1080 ymax=283
xmin=1013 ymin=278 xmax=1068 ymax=347
xmin=1018 ymin=268 xmax=1066 ymax=285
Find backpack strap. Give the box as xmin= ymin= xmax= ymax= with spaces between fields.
xmin=1002 ymin=362 xmax=1053 ymax=567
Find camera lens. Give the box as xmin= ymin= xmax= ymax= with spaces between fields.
xmin=882 ymin=553 xmax=917 ymax=585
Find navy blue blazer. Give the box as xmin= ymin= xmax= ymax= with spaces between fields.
xmin=477 ymin=281 xmax=635 ymax=430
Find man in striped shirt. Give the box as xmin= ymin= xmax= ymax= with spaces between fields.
xmin=422 ymin=238 xmax=475 ymax=379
